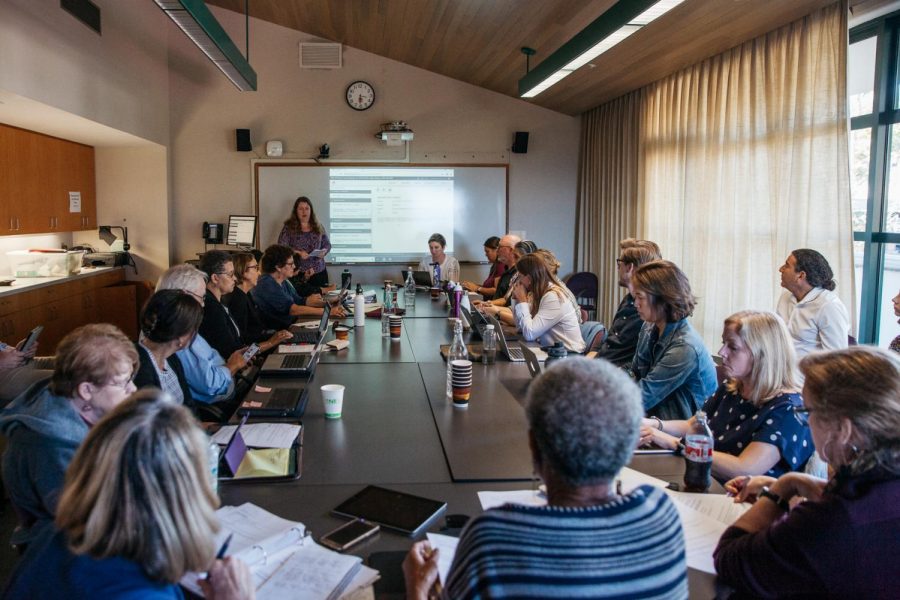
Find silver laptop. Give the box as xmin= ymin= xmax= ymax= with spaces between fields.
xmin=290 ymin=302 xmax=331 ymax=344
xmin=259 ymin=337 xmax=323 ymax=377
xmin=520 ymin=343 xmax=542 ymax=378
xmin=483 ymin=313 xmax=547 ymax=362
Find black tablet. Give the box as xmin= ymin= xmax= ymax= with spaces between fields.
xmin=332 ymin=485 xmax=447 ymax=536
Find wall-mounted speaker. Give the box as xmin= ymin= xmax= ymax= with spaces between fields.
xmin=236 ymin=129 xmax=252 ymax=152
xmin=512 ymin=131 xmax=529 ymax=154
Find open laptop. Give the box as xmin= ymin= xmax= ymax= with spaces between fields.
xmin=402 ymin=270 xmax=434 ymax=287
xmin=483 ymin=313 xmax=547 ymax=362
xmin=520 ymin=343 xmax=543 ymax=378
xmin=459 ymin=305 xmax=487 ymax=338
xmin=237 ymin=385 xmax=310 ymax=418
xmin=291 ymin=302 xmax=331 ymax=344
xmin=259 ymin=341 xmax=322 ymax=377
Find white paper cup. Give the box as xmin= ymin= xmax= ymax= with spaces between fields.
xmin=321 ymin=384 xmax=345 ymax=419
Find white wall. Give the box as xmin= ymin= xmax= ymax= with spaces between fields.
xmin=168 ymin=7 xmax=580 ymax=278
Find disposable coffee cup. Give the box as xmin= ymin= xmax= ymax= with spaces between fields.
xmin=389 ymin=315 xmax=402 ymax=339
xmin=321 ymin=384 xmax=345 ymax=419
xmin=334 ymin=325 xmax=350 ymax=341
xmin=451 ymin=383 xmax=471 ymax=406
xmin=430 ymin=287 xmax=441 ymax=300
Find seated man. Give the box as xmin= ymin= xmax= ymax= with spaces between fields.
xmin=252 ymin=244 xmax=345 ymax=331
xmin=589 ymin=238 xmax=662 ymax=366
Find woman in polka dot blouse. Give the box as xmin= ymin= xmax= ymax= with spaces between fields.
xmin=639 ymin=310 xmax=814 ymax=483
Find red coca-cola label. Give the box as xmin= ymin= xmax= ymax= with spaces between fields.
xmin=684 ymin=435 xmax=713 ymax=461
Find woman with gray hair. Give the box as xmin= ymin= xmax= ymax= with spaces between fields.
xmin=156 ymin=264 xmax=246 ymax=407
xmin=715 ymin=346 xmax=900 ymax=597
xmin=404 ymin=357 xmax=687 ymax=599
xmin=5 ymin=389 xmax=255 ymax=598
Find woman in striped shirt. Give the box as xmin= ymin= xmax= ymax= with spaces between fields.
xmin=403 ymin=357 xmax=687 ymax=599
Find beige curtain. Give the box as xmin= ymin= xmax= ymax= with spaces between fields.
xmin=576 ymin=90 xmax=641 ymax=325
xmin=637 ymin=1 xmax=852 ymax=349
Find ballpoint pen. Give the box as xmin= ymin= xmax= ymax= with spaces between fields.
xmin=205 ymin=533 xmax=233 ymax=582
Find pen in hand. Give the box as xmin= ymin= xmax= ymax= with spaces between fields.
xmin=206 ymin=533 xmax=233 ymax=582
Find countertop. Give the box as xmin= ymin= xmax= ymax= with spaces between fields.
xmin=0 ymin=267 xmax=122 ymax=297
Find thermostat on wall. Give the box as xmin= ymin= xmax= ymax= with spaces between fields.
xmin=266 ymin=140 xmax=283 ymax=157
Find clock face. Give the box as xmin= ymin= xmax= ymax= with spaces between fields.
xmin=346 ymin=81 xmax=375 ymax=111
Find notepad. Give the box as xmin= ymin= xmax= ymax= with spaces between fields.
xmin=181 ymin=503 xmax=378 ymax=599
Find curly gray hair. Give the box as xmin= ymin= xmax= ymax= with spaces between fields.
xmin=526 ymin=356 xmax=642 ymax=486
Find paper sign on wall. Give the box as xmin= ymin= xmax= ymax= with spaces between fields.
xmin=69 ymin=192 xmax=82 ymax=213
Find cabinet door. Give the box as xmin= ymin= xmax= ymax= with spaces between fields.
xmin=3 ymin=125 xmax=44 ymax=234
xmin=60 ymin=143 xmax=96 ymax=232
xmin=29 ymin=299 xmax=78 ymax=354
xmin=92 ymin=285 xmax=138 ymax=340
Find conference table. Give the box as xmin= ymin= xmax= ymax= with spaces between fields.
xmin=223 ymin=290 xmax=726 ymax=598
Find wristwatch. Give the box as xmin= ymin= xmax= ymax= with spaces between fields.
xmin=759 ymin=486 xmax=791 ymax=512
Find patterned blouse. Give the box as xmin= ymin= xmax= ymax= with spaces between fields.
xmin=277 ymin=226 xmax=330 ymax=275
xmin=890 ymin=333 xmax=900 ymax=354
xmin=704 ymin=386 xmax=814 ymax=479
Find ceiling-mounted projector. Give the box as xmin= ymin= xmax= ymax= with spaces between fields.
xmin=376 ymin=130 xmax=414 ymax=145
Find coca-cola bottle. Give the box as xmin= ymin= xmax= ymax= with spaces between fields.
xmin=683 ymin=410 xmax=714 ymax=492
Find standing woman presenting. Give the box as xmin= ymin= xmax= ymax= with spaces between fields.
xmin=277 ymin=196 xmax=331 ymax=288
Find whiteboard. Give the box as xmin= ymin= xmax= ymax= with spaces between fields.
xmin=254 ymin=163 xmax=508 ymax=264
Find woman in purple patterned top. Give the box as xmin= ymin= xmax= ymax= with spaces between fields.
xmin=277 ymin=196 xmax=331 ymax=288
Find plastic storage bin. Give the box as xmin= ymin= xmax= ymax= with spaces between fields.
xmin=7 ymin=250 xmax=84 ymax=277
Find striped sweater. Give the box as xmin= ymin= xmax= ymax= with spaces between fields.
xmin=444 ymin=485 xmax=687 ymax=599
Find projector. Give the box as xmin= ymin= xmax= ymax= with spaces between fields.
xmin=377 ymin=130 xmax=414 ymax=146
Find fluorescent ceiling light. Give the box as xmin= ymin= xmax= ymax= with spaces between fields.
xmin=519 ymin=0 xmax=685 ymax=99
xmin=153 ymin=0 xmax=257 ymax=91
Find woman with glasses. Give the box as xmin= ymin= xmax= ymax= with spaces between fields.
xmin=224 ymin=252 xmax=293 ymax=352
xmin=639 ymin=310 xmax=813 ymax=483
xmin=198 ymin=250 xmax=250 ymax=360
xmin=715 ymin=346 xmax=900 ymax=597
xmin=133 ymin=290 xmax=202 ymax=408
xmin=5 ymin=390 xmax=255 ymax=599
xmin=0 ymin=324 xmax=138 ymax=549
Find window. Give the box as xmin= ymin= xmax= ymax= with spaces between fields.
xmin=850 ymin=14 xmax=900 ymax=345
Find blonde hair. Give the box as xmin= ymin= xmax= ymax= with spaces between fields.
xmin=55 ymin=390 xmax=219 ymax=583
xmin=50 ymin=324 xmax=138 ymax=398
xmin=800 ymin=346 xmax=900 ymax=475
xmin=722 ymin=310 xmax=798 ymax=405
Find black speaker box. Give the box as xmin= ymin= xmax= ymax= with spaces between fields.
xmin=236 ymin=129 xmax=252 ymax=152
xmin=512 ymin=131 xmax=529 ymax=154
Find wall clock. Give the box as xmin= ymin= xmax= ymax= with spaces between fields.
xmin=346 ymin=81 xmax=375 ymax=111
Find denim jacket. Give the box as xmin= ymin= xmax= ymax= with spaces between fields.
xmin=631 ymin=319 xmax=717 ymax=420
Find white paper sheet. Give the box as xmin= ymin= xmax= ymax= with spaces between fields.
xmin=476 ymin=489 xmax=546 ymax=511
xmin=212 ymin=423 xmax=301 ymax=449
xmin=426 ymin=533 xmax=460 ymax=585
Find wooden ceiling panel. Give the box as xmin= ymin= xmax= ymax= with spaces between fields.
xmin=206 ymin=0 xmax=843 ymax=115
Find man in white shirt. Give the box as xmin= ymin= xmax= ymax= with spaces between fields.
xmin=775 ymin=248 xmax=850 ymax=358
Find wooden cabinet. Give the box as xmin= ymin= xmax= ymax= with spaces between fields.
xmin=0 ymin=123 xmax=97 ymax=236
xmin=0 ymin=269 xmax=136 ymax=353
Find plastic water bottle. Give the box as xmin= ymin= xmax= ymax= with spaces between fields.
xmin=481 ymin=324 xmax=497 ymax=365
xmin=341 ymin=269 xmax=351 ymax=290
xmin=683 ymin=410 xmax=714 ymax=492
xmin=382 ymin=284 xmax=393 ymax=337
xmin=207 ymin=440 xmax=220 ymax=494
xmin=446 ymin=319 xmax=468 ymax=400
xmin=405 ymin=269 xmax=416 ymax=309
xmin=354 ymin=285 xmax=365 ymax=328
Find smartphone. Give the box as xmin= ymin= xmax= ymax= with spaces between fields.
xmin=19 ymin=325 xmax=43 ymax=362
xmin=319 ymin=519 xmax=380 ymax=552
xmin=241 ymin=343 xmax=259 ymax=361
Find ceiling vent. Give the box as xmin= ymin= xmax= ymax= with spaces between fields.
xmin=299 ymin=42 xmax=342 ymax=69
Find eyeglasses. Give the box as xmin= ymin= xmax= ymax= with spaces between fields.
xmin=104 ymin=373 xmax=135 ymax=390
xmin=217 ymin=271 xmax=235 ymax=279
xmin=616 ymin=258 xmax=625 ymax=265
xmin=246 ymin=264 xmax=259 ymax=271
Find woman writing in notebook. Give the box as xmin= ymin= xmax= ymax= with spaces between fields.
xmin=5 ymin=390 xmax=255 ymax=599
xmin=277 ymin=196 xmax=331 ymax=288
xmin=639 ymin=310 xmax=814 ymax=483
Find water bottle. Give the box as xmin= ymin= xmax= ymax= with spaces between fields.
xmin=405 ymin=269 xmax=416 ymax=309
xmin=481 ymin=324 xmax=497 ymax=365
xmin=341 ymin=269 xmax=351 ymax=290
xmin=446 ymin=319 xmax=468 ymax=400
xmin=683 ymin=410 xmax=714 ymax=492
xmin=452 ymin=284 xmax=463 ymax=319
xmin=432 ymin=262 xmax=441 ymax=286
xmin=382 ymin=284 xmax=393 ymax=337
xmin=207 ymin=440 xmax=220 ymax=494
xmin=354 ymin=285 xmax=365 ymax=328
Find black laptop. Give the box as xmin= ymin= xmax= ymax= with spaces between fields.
xmin=237 ymin=385 xmax=309 ymax=417
xmin=402 ymin=270 xmax=434 ymax=287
